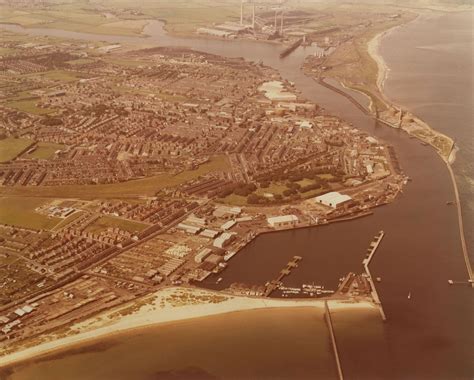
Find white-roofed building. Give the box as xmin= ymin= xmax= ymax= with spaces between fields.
xmin=220 ymin=220 xmax=236 ymax=231
xmin=298 ymin=120 xmax=313 ymax=129
xmin=267 ymin=215 xmax=299 ymax=228
xmin=314 ymin=192 xmax=352 ymax=209
xmin=22 ymin=305 xmax=34 ymax=314
xmin=176 ymin=223 xmax=201 ymax=235
xmin=185 ymin=215 xmax=207 ymax=227
xmin=213 ymin=205 xmax=242 ymax=218
xmin=200 ymin=229 xmax=220 ymax=239
xmin=195 ymin=248 xmax=212 ymax=263
xmin=14 ymin=308 xmax=26 ymax=317
xmin=213 ymin=232 xmax=236 ymax=249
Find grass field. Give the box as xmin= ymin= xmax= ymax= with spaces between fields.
xmin=51 ymin=210 xmax=86 ymax=232
xmin=0 ymin=3 xmax=146 ymax=36
xmin=0 ymin=197 xmax=61 ymax=230
xmin=0 ymin=137 xmax=35 ymax=162
xmin=0 ymin=155 xmax=230 ymax=199
xmin=26 ymin=142 xmax=66 ymax=160
xmin=255 ymin=182 xmax=288 ymax=196
xmin=5 ymin=99 xmax=53 ymax=115
xmin=318 ymin=174 xmax=334 ymax=180
xmin=66 ymin=58 xmax=95 ymax=65
xmin=40 ymin=70 xmax=83 ymax=82
xmin=84 ymin=215 xmax=149 ymax=234
xmin=0 ymin=0 xmax=241 ymax=36
xmin=296 ymin=178 xmax=315 ymax=187
xmin=218 ymin=193 xmax=248 ymax=206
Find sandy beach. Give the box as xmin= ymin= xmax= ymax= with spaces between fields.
xmin=0 ymin=286 xmax=375 ymax=368
xmin=367 ymin=16 xmax=456 ymax=163
xmin=367 ymin=24 xmax=406 ymax=110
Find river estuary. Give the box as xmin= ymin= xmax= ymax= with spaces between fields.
xmin=1 ymin=11 xmax=472 ymax=379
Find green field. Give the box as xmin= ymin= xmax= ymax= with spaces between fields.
xmin=0 ymin=2 xmax=147 ymax=36
xmin=0 ymin=0 xmax=241 ymax=36
xmin=51 ymin=210 xmax=86 ymax=231
xmin=0 ymin=197 xmax=61 ymax=230
xmin=0 ymin=137 xmax=35 ymax=162
xmin=39 ymin=70 xmax=84 ymax=82
xmin=218 ymin=193 xmax=248 ymax=206
xmin=5 ymin=99 xmax=54 ymax=115
xmin=0 ymin=155 xmax=230 ymax=199
xmin=296 ymin=178 xmax=315 ymax=187
xmin=26 ymin=142 xmax=66 ymax=160
xmin=66 ymin=58 xmax=95 ymax=65
xmin=255 ymin=183 xmax=288 ymax=196
xmin=318 ymin=174 xmax=334 ymax=180
xmin=85 ymin=215 xmax=149 ymax=234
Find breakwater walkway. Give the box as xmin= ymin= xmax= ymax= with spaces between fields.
xmin=363 ymin=231 xmax=387 ymax=320
xmin=324 ymin=301 xmax=344 ymax=380
xmin=446 ymin=162 xmax=473 ymax=286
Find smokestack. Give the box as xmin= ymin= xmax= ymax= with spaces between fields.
xmin=240 ymin=1 xmax=243 ymax=25
xmin=280 ymin=10 xmax=284 ymax=35
xmin=252 ymin=4 xmax=255 ymax=29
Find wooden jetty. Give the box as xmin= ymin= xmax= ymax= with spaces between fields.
xmin=325 ymin=301 xmax=344 ymax=380
xmin=363 ymin=231 xmax=386 ymax=321
xmin=264 ymin=256 xmax=302 ymax=296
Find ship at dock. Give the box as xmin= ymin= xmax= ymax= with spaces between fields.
xmin=280 ymin=38 xmax=303 ymax=58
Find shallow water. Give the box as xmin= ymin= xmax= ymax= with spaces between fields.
xmin=4 ymin=308 xmax=339 ymax=380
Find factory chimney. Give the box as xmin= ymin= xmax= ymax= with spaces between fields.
xmin=280 ymin=10 xmax=284 ymax=35
xmin=252 ymin=3 xmax=256 ymax=29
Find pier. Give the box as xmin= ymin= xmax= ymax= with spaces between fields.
xmin=316 ymin=78 xmax=369 ymax=115
xmin=448 ymin=279 xmax=473 ymax=286
xmin=280 ymin=38 xmax=303 ymax=58
xmin=264 ymin=256 xmax=302 ymax=296
xmin=362 ymin=231 xmax=387 ymax=321
xmin=446 ymin=162 xmax=473 ymax=287
xmin=324 ymin=301 xmax=344 ymax=380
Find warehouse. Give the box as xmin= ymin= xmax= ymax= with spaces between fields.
xmin=195 ymin=248 xmax=212 ymax=263
xmin=220 ymin=220 xmax=236 ymax=231
xmin=267 ymin=215 xmax=299 ymax=228
xmin=213 ymin=232 xmax=236 ymax=249
xmin=314 ymin=192 xmax=352 ymax=208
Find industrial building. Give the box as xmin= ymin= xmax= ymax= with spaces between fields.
xmin=267 ymin=215 xmax=299 ymax=228
xmin=213 ymin=232 xmax=236 ymax=248
xmin=196 ymin=28 xmax=231 ymax=38
xmin=213 ymin=205 xmax=242 ymax=218
xmin=200 ymin=229 xmax=220 ymax=239
xmin=176 ymin=223 xmax=201 ymax=235
xmin=220 ymin=220 xmax=236 ymax=231
xmin=314 ymin=192 xmax=352 ymax=208
xmin=195 ymin=248 xmax=212 ymax=263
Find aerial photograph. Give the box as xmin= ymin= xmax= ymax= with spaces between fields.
xmin=0 ymin=0 xmax=472 ymax=379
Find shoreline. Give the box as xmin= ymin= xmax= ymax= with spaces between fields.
xmin=367 ymin=14 xmax=472 ymax=279
xmin=0 ymin=286 xmax=375 ymax=368
xmin=366 ymin=15 xmax=456 ymax=163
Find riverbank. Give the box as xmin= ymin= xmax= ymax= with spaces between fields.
xmin=0 ymin=286 xmax=375 ymax=368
